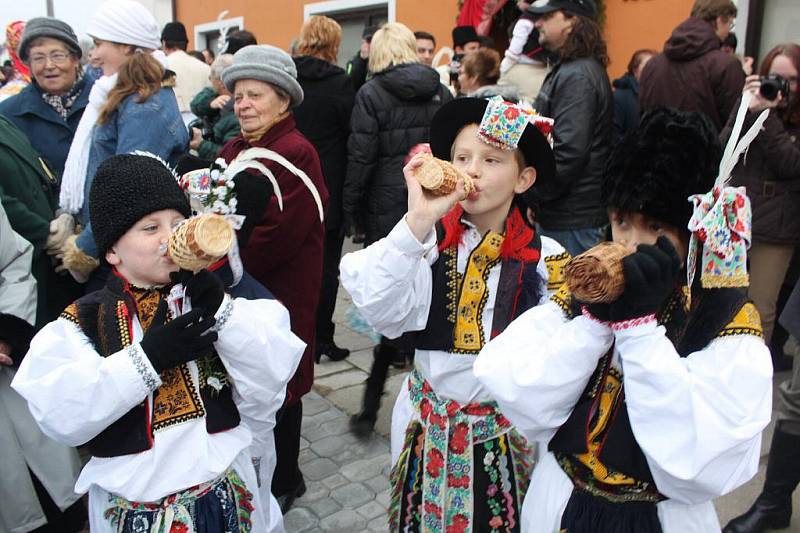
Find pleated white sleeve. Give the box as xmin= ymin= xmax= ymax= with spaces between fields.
xmin=339 ymin=217 xmax=438 ymax=340
xmin=213 ymin=295 xmax=305 ymax=452
xmin=615 ymin=320 xmax=773 ymax=504
xmin=11 ymin=319 xmax=160 ymax=447
xmin=474 ymin=303 xmax=614 ymax=442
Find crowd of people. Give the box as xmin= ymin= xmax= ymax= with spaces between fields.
xmin=0 ymin=0 xmax=798 ymax=531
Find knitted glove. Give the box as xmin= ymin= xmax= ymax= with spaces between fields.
xmin=139 ymin=301 xmax=218 ymax=374
xmin=57 ymin=234 xmax=99 ymax=282
xmin=45 ymin=213 xmax=76 ymax=255
xmin=608 ymin=237 xmax=681 ymax=323
xmin=184 ymin=269 xmax=225 ymax=318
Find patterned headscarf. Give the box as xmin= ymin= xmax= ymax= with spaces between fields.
xmin=5 ymin=21 xmax=31 ymax=83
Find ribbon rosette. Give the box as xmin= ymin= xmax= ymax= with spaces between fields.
xmin=686 ymin=90 xmax=768 ymax=292
xmin=687 ymin=186 xmax=751 ymax=289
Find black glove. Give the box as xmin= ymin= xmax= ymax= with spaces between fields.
xmin=171 ymin=269 xmax=225 ymax=318
xmin=343 ymin=212 xmax=365 ymax=243
xmin=186 ymin=269 xmax=225 ymax=317
xmin=608 ymin=236 xmax=681 ymax=322
xmin=140 ymin=300 xmax=218 ymax=374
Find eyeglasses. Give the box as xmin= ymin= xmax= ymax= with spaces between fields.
xmin=29 ymin=51 xmax=72 ymax=67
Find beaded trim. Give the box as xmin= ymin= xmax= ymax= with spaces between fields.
xmin=611 ymin=314 xmax=656 ymax=331
xmin=211 ymin=299 xmax=234 ymax=333
xmin=127 ymin=344 xmax=159 ymax=392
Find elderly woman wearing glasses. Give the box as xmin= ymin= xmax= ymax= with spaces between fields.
xmin=0 ymin=17 xmax=94 ymax=181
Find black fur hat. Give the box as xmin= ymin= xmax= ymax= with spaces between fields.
xmin=602 ymin=107 xmax=721 ymax=233
xmin=90 ymin=154 xmax=191 ymax=256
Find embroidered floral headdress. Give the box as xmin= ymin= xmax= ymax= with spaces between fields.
xmin=477 ymin=95 xmax=554 ymax=150
xmin=686 ymin=92 xmax=769 ymax=291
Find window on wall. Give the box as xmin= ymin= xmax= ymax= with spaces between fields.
xmin=193 ymin=16 xmax=244 ymax=56
xmin=305 ymin=0 xmax=393 ymax=68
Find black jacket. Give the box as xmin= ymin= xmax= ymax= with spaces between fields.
xmin=344 ymin=63 xmax=452 ymax=243
xmin=293 ymin=56 xmax=355 ymax=232
xmin=533 ymin=57 xmax=612 ymax=230
xmin=612 ymin=73 xmax=641 ymax=144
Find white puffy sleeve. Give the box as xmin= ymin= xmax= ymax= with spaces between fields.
xmin=474 ymin=298 xmax=613 ymax=442
xmin=339 ymin=217 xmax=438 ymax=339
xmin=614 ymin=312 xmax=773 ymax=504
xmin=11 ymin=318 xmax=161 ymax=446
xmin=213 ymin=296 xmax=305 ymax=451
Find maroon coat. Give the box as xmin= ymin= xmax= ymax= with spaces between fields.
xmin=220 ymin=115 xmax=328 ymax=406
xmin=639 ymin=17 xmax=745 ymax=132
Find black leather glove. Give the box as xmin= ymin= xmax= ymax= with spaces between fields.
xmin=140 ymin=300 xmax=218 ymax=374
xmin=608 ymin=237 xmax=681 ymax=323
xmin=185 ymin=269 xmax=225 ymax=317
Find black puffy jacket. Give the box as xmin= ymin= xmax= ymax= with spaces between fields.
xmin=344 ymin=63 xmax=452 ymax=244
xmin=293 ymin=56 xmax=355 ymax=232
xmin=533 ymin=57 xmax=612 ymax=230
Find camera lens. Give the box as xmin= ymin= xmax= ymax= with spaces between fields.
xmin=760 ymin=79 xmax=780 ymax=101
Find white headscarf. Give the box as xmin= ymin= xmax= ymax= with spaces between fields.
xmin=59 ymin=0 xmax=166 ymax=215
xmin=86 ymin=0 xmax=161 ymax=50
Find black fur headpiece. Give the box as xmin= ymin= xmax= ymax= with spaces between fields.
xmin=602 ymin=107 xmax=721 ymax=233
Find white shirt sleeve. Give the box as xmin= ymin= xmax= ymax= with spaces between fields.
xmin=213 ymin=296 xmax=305 ymax=452
xmin=506 ymin=18 xmax=534 ymax=58
xmin=339 ymin=217 xmax=438 ymax=339
xmin=474 ymin=302 xmax=613 ymax=442
xmin=615 ymin=321 xmax=773 ymax=504
xmin=11 ymin=319 xmax=160 ymax=446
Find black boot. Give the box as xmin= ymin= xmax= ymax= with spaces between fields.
xmin=315 ymin=340 xmax=350 ymax=363
xmin=723 ymin=428 xmax=800 ymax=533
xmin=350 ymin=344 xmax=392 ymax=439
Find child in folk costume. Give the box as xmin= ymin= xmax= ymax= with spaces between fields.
xmin=474 ymin=106 xmax=774 ymax=532
xmin=340 ymin=96 xmax=568 ymax=532
xmin=12 ymin=154 xmax=305 ymax=533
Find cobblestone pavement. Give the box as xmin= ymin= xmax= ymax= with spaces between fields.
xmin=287 ymin=240 xmax=800 ymax=532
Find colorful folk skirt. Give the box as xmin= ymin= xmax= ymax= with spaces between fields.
xmin=103 ymin=468 xmax=254 ymax=533
xmin=390 ymin=369 xmax=535 ymax=533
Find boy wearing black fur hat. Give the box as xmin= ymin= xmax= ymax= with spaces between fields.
xmin=12 ymin=154 xmax=304 ymax=533
xmin=474 ymin=107 xmax=773 ymax=532
xmin=340 ymin=96 xmax=567 ymax=532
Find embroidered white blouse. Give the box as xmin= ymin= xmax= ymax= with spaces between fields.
xmin=12 ymin=295 xmax=305 ymax=509
xmin=339 ymin=216 xmax=566 ymax=460
xmin=473 ymin=295 xmax=773 ymax=532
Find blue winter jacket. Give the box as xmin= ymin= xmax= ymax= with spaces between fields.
xmin=0 ymin=75 xmax=94 ymax=181
xmin=75 ymin=86 xmax=188 ymax=257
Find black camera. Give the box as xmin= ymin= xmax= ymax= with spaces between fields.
xmin=759 ymin=74 xmax=790 ymax=101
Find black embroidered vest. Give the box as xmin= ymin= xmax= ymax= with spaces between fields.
xmin=61 ymin=274 xmax=240 ymax=458
xmin=548 ymin=287 xmax=753 ymax=501
xmin=414 ymin=223 xmax=544 ymax=353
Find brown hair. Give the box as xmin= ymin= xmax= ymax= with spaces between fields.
xmin=98 ymin=47 xmax=165 ymax=124
xmin=461 ymin=48 xmax=501 ymax=87
xmin=560 ymin=15 xmax=609 ymax=67
xmin=296 ymin=15 xmax=342 ymax=64
xmin=627 ymin=48 xmax=657 ymax=76
xmin=759 ymin=43 xmax=800 ymax=126
xmin=690 ymin=0 xmax=737 ymax=23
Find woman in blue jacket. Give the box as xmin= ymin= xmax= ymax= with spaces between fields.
xmin=0 ymin=17 xmax=94 ymax=182
xmin=57 ymin=0 xmax=188 ymax=280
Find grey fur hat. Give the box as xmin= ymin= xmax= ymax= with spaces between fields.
xmin=18 ymin=17 xmax=82 ymax=63
xmin=222 ymin=44 xmax=304 ymax=107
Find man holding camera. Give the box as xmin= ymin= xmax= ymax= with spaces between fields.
xmin=639 ymin=0 xmax=745 ymax=132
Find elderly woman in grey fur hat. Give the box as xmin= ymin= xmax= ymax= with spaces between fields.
xmin=218 ymin=44 xmax=328 ymax=515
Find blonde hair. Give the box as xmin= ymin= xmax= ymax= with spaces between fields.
xmin=368 ymin=23 xmax=419 ymax=74
xmin=99 ymin=46 xmax=165 ymax=124
xmin=296 ymin=16 xmax=341 ymax=64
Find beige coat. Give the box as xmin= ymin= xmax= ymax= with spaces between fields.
xmin=166 ymin=50 xmax=211 ymax=113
